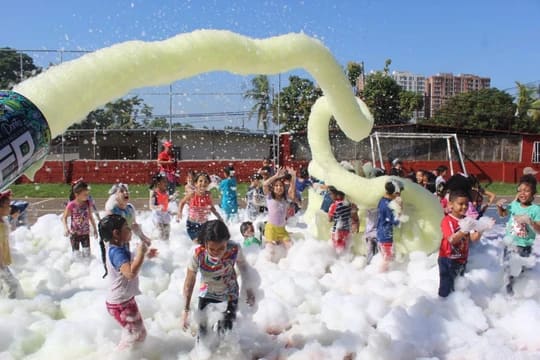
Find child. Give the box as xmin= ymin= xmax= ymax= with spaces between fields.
xmin=98 ymin=214 xmax=158 ymax=350
xmin=245 ymin=173 xmax=266 ymax=220
xmin=149 ymin=173 xmax=173 ymax=241
xmin=178 ymin=172 xmax=223 ymax=242
xmin=327 ymin=188 xmax=355 ymax=255
xmin=263 ymin=167 xmax=296 ymax=262
xmin=438 ymin=190 xmax=482 ymax=297
xmin=240 ymin=221 xmax=262 ymax=248
xmin=376 ymin=180 xmax=404 ymax=272
xmin=0 ymin=190 xmax=20 ymax=298
xmin=105 ymin=183 xmax=152 ymax=247
xmin=62 ymin=180 xmax=98 ymax=259
xmin=497 ymin=174 xmax=540 ymax=295
xmin=184 ymin=170 xmax=197 ymax=196
xmin=219 ymin=165 xmax=239 ymax=222
xmin=181 ymin=220 xmax=256 ymax=338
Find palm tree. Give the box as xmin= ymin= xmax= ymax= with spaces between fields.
xmin=244 ymin=75 xmax=271 ymax=133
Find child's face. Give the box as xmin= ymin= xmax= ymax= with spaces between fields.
xmin=272 ymin=180 xmax=285 ymax=197
xmin=158 ymin=179 xmax=168 ymax=190
xmin=450 ymin=196 xmax=469 ymax=217
xmin=116 ymin=188 xmax=129 ymax=204
xmin=117 ymin=223 xmax=132 ymax=244
xmin=206 ymin=240 xmax=227 ymax=259
xmin=76 ymin=189 xmax=90 ymax=201
xmin=243 ymin=226 xmax=254 ymax=237
xmin=517 ymin=183 xmax=534 ymax=204
xmin=415 ymin=171 xmax=423 ymax=183
xmin=195 ymin=176 xmax=210 ymax=190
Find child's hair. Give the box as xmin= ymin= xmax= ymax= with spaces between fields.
xmin=449 ymin=189 xmax=469 ymax=202
xmin=149 ymin=172 xmax=167 ymax=190
xmin=436 ymin=182 xmax=447 ymax=197
xmin=328 ymin=186 xmax=345 ymax=199
xmin=197 ymin=219 xmax=230 ymax=245
xmin=240 ymin=221 xmax=254 ymax=236
xmin=108 ymin=182 xmax=129 ymax=195
xmin=251 ymin=173 xmax=263 ymax=181
xmin=224 ymin=165 xmax=235 ymax=177
xmin=194 ymin=172 xmax=211 ymax=184
xmin=69 ymin=178 xmax=89 ymax=201
xmin=385 ymin=180 xmax=404 ymax=195
xmin=269 ymin=178 xmax=286 ymax=200
xmin=98 ymin=214 xmax=127 ymax=278
xmin=518 ymin=174 xmax=537 ymax=195
xmin=186 ymin=169 xmax=196 ymax=180
xmin=436 ymin=165 xmax=448 ymax=175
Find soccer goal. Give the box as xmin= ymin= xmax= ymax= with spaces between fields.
xmin=369 ymin=132 xmax=467 ymax=176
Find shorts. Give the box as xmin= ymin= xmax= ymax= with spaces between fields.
xmin=186 ymin=220 xmax=203 ymax=241
xmin=378 ymin=242 xmax=394 ymax=261
xmin=106 ymin=297 xmax=147 ymax=347
xmin=438 ymin=257 xmax=466 ymax=297
xmin=198 ymin=297 xmax=238 ymax=337
xmin=331 ymin=230 xmax=350 ymax=252
xmin=70 ymin=234 xmax=90 ymax=251
xmin=264 ymin=222 xmax=290 ymax=244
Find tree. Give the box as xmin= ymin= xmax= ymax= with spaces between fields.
xmin=399 ymin=90 xmax=424 ymax=122
xmin=68 ymin=96 xmax=154 ymax=130
xmin=272 ymin=75 xmax=323 ymax=132
xmin=244 ymin=75 xmax=271 ymax=133
xmin=0 ymin=48 xmax=41 ymax=89
xmin=346 ymin=61 xmax=363 ymax=94
xmin=361 ymin=71 xmax=403 ymax=125
xmin=428 ymin=88 xmax=516 ymax=131
xmin=515 ymin=82 xmax=540 ymax=131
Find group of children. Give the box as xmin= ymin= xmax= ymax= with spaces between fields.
xmin=2 ymin=163 xmax=540 ymax=352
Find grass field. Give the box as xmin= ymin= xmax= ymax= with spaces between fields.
xmin=7 ymin=181 xmax=517 ymax=198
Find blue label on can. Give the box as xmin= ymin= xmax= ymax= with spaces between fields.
xmin=0 ymin=90 xmax=51 ymax=190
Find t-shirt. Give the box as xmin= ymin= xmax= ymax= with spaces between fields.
xmin=106 ymin=245 xmax=141 ymax=304
xmin=328 ymin=199 xmax=352 ymax=232
xmin=188 ymin=242 xmax=244 ymax=302
xmin=505 ymin=200 xmax=540 ymax=247
xmin=219 ymin=177 xmax=238 ymax=213
xmin=295 ymin=178 xmax=313 ymax=201
xmin=106 ymin=199 xmax=136 ymax=227
xmin=188 ymin=191 xmax=213 ymax=223
xmin=151 ymin=189 xmax=171 ymax=224
xmin=376 ymin=197 xmax=399 ymax=243
xmin=66 ymin=200 xmax=91 ymax=235
xmin=266 ymin=194 xmax=289 ymax=227
xmin=157 ymin=150 xmax=175 ymax=175
xmin=439 ymin=214 xmax=470 ymax=264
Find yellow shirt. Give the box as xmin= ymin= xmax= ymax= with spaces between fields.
xmin=0 ymin=221 xmax=12 ymax=266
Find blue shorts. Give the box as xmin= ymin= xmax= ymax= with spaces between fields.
xmin=186 ymin=220 xmax=203 ymax=241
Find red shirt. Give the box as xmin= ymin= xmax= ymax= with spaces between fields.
xmin=157 ymin=150 xmax=175 ymax=174
xmin=439 ymin=214 xmax=470 ymax=264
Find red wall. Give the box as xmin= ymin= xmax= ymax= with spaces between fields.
xmin=19 ymin=160 xmax=264 ymax=185
xmin=19 ymin=159 xmax=539 ymax=185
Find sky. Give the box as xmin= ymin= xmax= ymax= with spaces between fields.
xmin=3 ymin=0 xmax=540 ymax=130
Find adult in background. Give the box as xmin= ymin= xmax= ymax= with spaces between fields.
xmin=389 ymin=158 xmax=405 ymax=177
xmin=157 ymin=140 xmax=178 ymax=196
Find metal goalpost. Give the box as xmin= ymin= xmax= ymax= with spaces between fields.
xmin=369 ymin=131 xmax=467 ymax=176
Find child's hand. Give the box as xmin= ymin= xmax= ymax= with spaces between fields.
xmin=246 ymin=289 xmax=255 ymax=306
xmin=514 ymin=214 xmax=532 ymax=225
xmin=458 ymin=217 xmax=476 ymax=233
xmin=64 ymin=229 xmax=71 ymax=237
xmin=181 ymin=310 xmax=190 ymax=330
xmin=147 ymin=248 xmax=159 ymax=258
xmin=496 ymin=199 xmax=507 ymax=208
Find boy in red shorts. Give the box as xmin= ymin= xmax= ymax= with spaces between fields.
xmin=328 ymin=187 xmax=358 ymax=255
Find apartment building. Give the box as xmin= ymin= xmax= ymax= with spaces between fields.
xmin=392 ymin=71 xmax=426 ymax=120
xmin=425 ymin=73 xmax=491 ymax=118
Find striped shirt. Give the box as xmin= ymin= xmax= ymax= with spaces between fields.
xmin=328 ymin=199 xmax=352 ymax=232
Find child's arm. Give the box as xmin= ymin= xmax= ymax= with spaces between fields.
xmin=88 ymin=206 xmax=98 ymax=238
xmin=177 ymin=192 xmax=193 ymax=221
xmin=236 ymin=249 xmax=256 ymax=306
xmin=286 ymin=166 xmax=297 ymax=201
xmin=209 ymin=202 xmax=224 ymax=222
xmin=62 ymin=207 xmax=71 ymax=237
xmin=496 ymin=199 xmax=508 ymax=217
xmin=119 ymin=242 xmax=148 ymax=280
xmin=181 ymin=268 xmax=197 ymax=330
